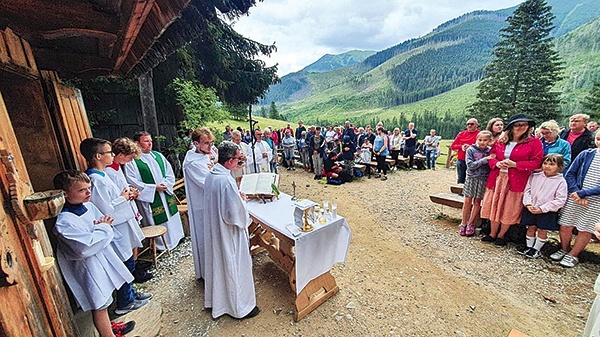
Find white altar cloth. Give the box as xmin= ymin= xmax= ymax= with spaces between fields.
xmin=246 ymin=193 xmax=351 ymax=294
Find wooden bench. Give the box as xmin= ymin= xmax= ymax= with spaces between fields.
xmin=429 ymin=192 xmax=464 ymax=209
xmin=173 ymin=178 xmax=190 ymax=236
xmin=450 ymin=184 xmax=464 ymax=195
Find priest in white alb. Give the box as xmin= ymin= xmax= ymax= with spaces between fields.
xmin=125 ymin=131 xmax=184 ymax=250
xmin=204 ymin=141 xmax=259 ymax=319
xmin=182 ymin=127 xmax=216 ymax=280
xmin=251 ymin=129 xmax=272 ymax=173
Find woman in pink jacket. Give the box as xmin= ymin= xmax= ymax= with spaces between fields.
xmin=481 ymin=114 xmax=544 ymax=246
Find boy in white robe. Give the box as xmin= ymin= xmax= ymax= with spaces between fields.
xmin=80 ymin=138 xmax=152 ymax=316
xmin=106 ymin=137 xmax=153 ymax=283
xmin=124 ymin=131 xmax=184 ymax=250
xmin=182 ymin=127 xmax=216 ymax=280
xmin=204 ymin=141 xmax=260 ymax=319
xmin=53 ymin=170 xmax=135 ymax=337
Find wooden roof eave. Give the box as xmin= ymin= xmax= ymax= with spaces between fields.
xmin=114 ymin=0 xmax=191 ymax=76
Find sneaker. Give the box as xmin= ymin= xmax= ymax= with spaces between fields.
xmin=133 ymin=269 xmax=153 ymax=283
xmin=114 ymin=299 xmax=149 ymax=316
xmin=550 ymin=249 xmax=567 ymax=261
xmin=459 ymin=225 xmax=466 ymax=236
xmin=494 ymin=237 xmax=507 ymax=246
xmin=134 ymin=292 xmax=153 ymax=301
xmin=292 ymin=167 xmax=296 ymax=170
xmin=525 ymin=248 xmax=541 ymax=259
xmin=111 ymin=321 xmax=135 ymax=336
xmin=559 ymin=254 xmax=579 ymax=268
xmin=287 ymin=167 xmax=291 ymax=171
xmin=517 ymin=247 xmax=532 ymax=255
xmin=481 ymin=235 xmax=494 ymax=243
xmin=381 ymin=175 xmax=387 ymax=181
xmin=465 ymin=224 xmax=475 ymax=237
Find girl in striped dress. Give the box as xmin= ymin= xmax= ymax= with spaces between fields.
xmin=551 ymin=132 xmax=600 ymax=268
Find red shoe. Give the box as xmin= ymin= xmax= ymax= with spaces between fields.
xmin=111 ymin=321 xmax=135 ymax=336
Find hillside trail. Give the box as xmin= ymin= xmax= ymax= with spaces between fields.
xmin=142 ymin=167 xmax=600 ymax=337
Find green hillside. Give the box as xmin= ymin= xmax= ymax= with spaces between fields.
xmin=265 ymin=0 xmax=599 ymax=132
xmin=555 ymin=16 xmax=600 ymax=120
xmin=302 ymin=50 xmax=375 ymax=73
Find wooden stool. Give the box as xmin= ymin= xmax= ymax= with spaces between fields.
xmin=138 ymin=225 xmax=170 ymax=268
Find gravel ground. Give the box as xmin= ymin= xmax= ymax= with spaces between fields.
xmin=139 ymin=167 xmax=600 ymax=337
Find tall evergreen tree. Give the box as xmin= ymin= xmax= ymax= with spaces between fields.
xmin=470 ymin=0 xmax=563 ymax=122
xmin=268 ymin=101 xmax=280 ymax=120
xmin=582 ymin=81 xmax=600 ymax=120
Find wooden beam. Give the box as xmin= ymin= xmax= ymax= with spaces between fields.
xmin=40 ymin=28 xmax=117 ymax=41
xmin=138 ymin=70 xmax=160 ymax=149
xmin=114 ymin=0 xmax=156 ymax=72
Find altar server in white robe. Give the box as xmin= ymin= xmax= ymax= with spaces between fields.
xmin=204 ymin=141 xmax=260 ymax=319
xmin=106 ymin=137 xmax=153 ymax=283
xmin=231 ymin=130 xmax=253 ymax=184
xmin=182 ymin=127 xmax=216 ymax=280
xmin=53 ymin=170 xmax=134 ymax=336
xmin=251 ymin=129 xmax=272 ymax=173
xmin=125 ymin=131 xmax=184 ymax=250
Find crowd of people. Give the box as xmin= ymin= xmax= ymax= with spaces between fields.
xmin=452 ymin=113 xmax=599 ymax=271
xmin=224 ymin=120 xmax=444 ymax=184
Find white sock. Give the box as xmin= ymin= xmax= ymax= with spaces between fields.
xmin=526 ymin=236 xmax=536 ymax=248
xmin=533 ymin=238 xmax=547 ymax=251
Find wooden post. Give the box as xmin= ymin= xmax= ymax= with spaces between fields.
xmin=445 ymin=145 xmax=454 ymax=168
xmin=138 ymin=70 xmax=160 ymax=150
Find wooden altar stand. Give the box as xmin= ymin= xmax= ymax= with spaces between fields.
xmin=248 ymin=216 xmax=339 ymax=321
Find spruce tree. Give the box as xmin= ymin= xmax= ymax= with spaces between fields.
xmin=470 ymin=0 xmax=563 ymax=122
xmin=268 ymin=101 xmax=280 ymax=120
xmin=582 ymin=81 xmax=600 ymax=120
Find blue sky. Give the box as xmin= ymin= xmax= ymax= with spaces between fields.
xmin=231 ymin=0 xmax=524 ymax=76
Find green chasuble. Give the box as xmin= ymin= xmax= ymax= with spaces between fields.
xmin=134 ymin=151 xmax=178 ymax=224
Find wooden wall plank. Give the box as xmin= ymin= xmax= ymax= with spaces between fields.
xmin=3 ymin=28 xmax=28 ymax=69
xmin=0 ymin=31 xmax=9 ymax=64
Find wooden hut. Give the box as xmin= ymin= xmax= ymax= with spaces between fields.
xmin=0 ymin=1 xmax=254 ymax=335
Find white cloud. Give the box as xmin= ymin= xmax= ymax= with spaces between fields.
xmin=232 ymin=0 xmax=523 ymax=76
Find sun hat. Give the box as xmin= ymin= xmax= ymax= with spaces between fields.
xmin=504 ymin=113 xmax=535 ymax=131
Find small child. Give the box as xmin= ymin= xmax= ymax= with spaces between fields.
xmin=460 ymin=131 xmax=494 ymax=236
xmin=360 ymin=138 xmax=373 ymax=178
xmin=53 ymin=170 xmax=135 ymax=337
xmin=80 ymin=138 xmax=152 ymax=316
xmin=518 ymin=154 xmax=568 ymax=258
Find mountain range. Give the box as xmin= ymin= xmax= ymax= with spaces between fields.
xmin=259 ymin=0 xmax=600 ymax=127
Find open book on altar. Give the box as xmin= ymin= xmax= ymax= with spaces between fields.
xmin=240 ymin=173 xmax=280 ymax=198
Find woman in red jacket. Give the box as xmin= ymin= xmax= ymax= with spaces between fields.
xmin=481 ymin=114 xmax=544 ymax=246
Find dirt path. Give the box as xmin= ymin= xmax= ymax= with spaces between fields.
xmin=141 ymin=167 xmax=600 ymax=337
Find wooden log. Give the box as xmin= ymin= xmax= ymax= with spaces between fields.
xmin=429 ymin=192 xmax=464 ymax=209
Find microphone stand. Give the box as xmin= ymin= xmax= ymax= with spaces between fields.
xmin=248 ymin=105 xmax=259 ymax=173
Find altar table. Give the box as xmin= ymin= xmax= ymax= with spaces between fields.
xmin=246 ymin=193 xmax=351 ymax=321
